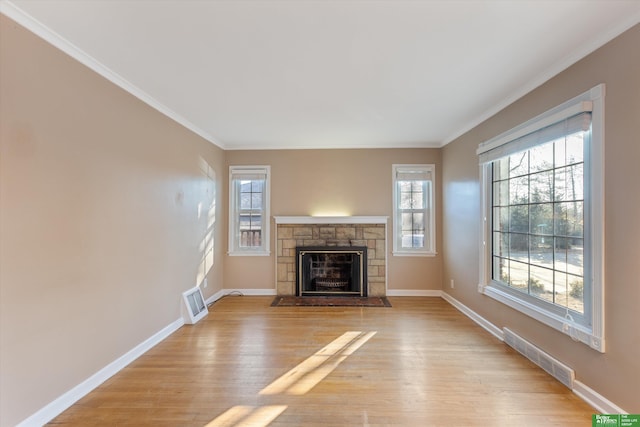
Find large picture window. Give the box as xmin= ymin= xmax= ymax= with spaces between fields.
xmin=478 ymin=85 xmax=605 ymax=352
xmin=228 ymin=166 xmax=270 ymax=256
xmin=392 ymin=164 xmax=436 ymax=256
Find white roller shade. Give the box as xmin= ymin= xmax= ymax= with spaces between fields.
xmin=230 ymin=167 xmax=268 ymax=180
xmin=395 ymin=168 xmax=432 ymax=181
xmin=478 ymin=100 xmax=592 ymax=165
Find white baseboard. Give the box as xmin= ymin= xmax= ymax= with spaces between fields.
xmin=17 ymin=317 xmax=184 ymax=427
xmin=440 ymin=292 xmax=504 ymax=342
xmin=205 ymin=288 xmax=277 ymax=306
xmin=386 ymin=290 xmax=442 ymax=297
xmin=573 ymin=380 xmax=628 ymax=414
xmin=224 ymin=288 xmax=277 ymax=296
xmin=205 ymin=289 xmax=225 ymax=305
xmin=440 ymin=292 xmax=627 ymax=414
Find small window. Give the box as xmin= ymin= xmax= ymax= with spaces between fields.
xmin=477 ymin=84 xmax=605 ymax=352
xmin=392 ymin=164 xmax=436 ymax=256
xmin=228 ymin=166 xmax=270 ymax=256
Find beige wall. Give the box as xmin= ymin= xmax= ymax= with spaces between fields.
xmin=441 ymin=24 xmax=640 ymax=412
xmin=0 ymin=16 xmax=226 ymax=426
xmin=224 ymin=149 xmax=443 ymax=292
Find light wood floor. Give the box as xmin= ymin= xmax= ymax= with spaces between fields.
xmin=49 ymin=296 xmax=595 ymax=426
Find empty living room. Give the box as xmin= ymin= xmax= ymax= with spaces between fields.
xmin=1 ymin=1 xmax=639 ymax=426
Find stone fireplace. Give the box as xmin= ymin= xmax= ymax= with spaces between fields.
xmin=274 ymin=216 xmax=388 ymax=297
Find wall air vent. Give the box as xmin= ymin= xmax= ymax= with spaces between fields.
xmin=503 ymin=328 xmax=575 ymax=389
xmin=182 ymin=286 xmax=208 ymax=324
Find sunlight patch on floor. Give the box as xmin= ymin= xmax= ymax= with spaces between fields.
xmin=205 ymin=330 xmax=376 ymax=426
xmin=204 ymin=405 xmax=288 ymax=427
xmin=260 ymin=331 xmax=377 ymax=396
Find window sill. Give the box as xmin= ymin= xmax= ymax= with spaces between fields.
xmin=481 ymin=284 xmax=604 ymax=352
xmin=228 ymin=251 xmax=271 ymax=257
xmin=392 ymin=251 xmax=437 ymax=257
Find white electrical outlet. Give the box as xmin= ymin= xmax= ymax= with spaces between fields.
xmin=450 ymin=279 xmax=455 ymax=289
xmin=203 ymin=278 xmax=208 ymax=288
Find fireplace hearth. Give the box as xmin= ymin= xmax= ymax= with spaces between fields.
xmin=296 ymin=246 xmax=368 ymax=297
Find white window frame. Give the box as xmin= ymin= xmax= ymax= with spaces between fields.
xmin=392 ymin=164 xmax=436 ymax=257
xmin=477 ymin=84 xmax=605 ymax=352
xmin=228 ymin=165 xmax=271 ymax=256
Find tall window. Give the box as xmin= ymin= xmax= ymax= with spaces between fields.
xmin=478 ymin=85 xmax=605 ymax=352
xmin=228 ymin=166 xmax=270 ymax=255
xmin=392 ymin=164 xmax=436 ymax=256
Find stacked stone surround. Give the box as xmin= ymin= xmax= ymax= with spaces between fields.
xmin=275 ymin=218 xmax=387 ymax=297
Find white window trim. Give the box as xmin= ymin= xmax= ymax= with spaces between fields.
xmin=477 ymin=84 xmax=605 ymax=353
xmin=392 ymin=164 xmax=436 ymax=257
xmin=228 ymin=165 xmax=271 ymax=256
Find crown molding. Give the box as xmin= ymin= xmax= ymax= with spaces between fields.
xmin=0 ymin=1 xmax=226 ymax=150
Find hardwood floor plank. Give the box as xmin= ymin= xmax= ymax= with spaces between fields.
xmin=48 ymin=296 xmax=595 ymax=426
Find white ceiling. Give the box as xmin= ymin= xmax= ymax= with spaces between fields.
xmin=2 ymin=1 xmax=640 ymax=150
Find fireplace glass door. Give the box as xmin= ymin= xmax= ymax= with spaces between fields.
xmin=296 ymin=247 xmax=367 ymax=297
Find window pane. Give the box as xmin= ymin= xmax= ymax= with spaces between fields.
xmin=493 ymin=180 xmax=509 ymax=206
xmin=529 ymin=142 xmax=554 ymax=173
xmin=251 ymin=192 xmax=263 ymax=209
xmin=509 ymin=152 xmax=529 ymax=177
xmin=567 ymin=239 xmax=583 ymax=277
xmin=530 ymin=170 xmax=553 ymax=202
xmin=398 ymin=181 xmax=425 ymax=209
xmin=554 ymin=202 xmax=584 ymax=238
xmin=554 ymin=237 xmax=569 ymax=272
xmin=565 ymin=201 xmax=584 ymax=238
xmin=399 ymin=192 xmax=413 ymax=209
xmin=493 ymin=207 xmax=509 ymax=232
xmin=399 ymin=181 xmax=425 ymax=209
xmin=565 ymin=133 xmax=584 ymax=165
xmin=509 ymin=233 xmax=528 ymax=254
xmin=509 ymin=205 xmax=528 ymax=233
xmin=411 ymin=190 xmax=424 ymax=209
xmin=555 ymin=138 xmax=567 ymax=167
xmin=554 ymin=202 xmax=574 ymax=236
xmin=530 ymin=235 xmax=552 ymax=263
xmin=554 ymin=272 xmax=568 ymax=308
xmin=529 ymin=203 xmax=553 ymax=235
xmin=251 ymin=180 xmax=264 ymax=192
xmin=493 ymin=256 xmax=509 ymax=283
xmin=567 ymin=164 xmax=584 ymax=201
xmin=400 ymin=212 xmax=425 ymax=248
xmin=493 ymin=232 xmax=509 ymax=257
xmin=411 ymin=180 xmax=423 ymax=192
xmin=239 ymin=214 xmax=261 ymax=230
xmin=494 ymin=157 xmax=510 ymax=181
xmin=568 ymin=274 xmax=584 ymax=314
xmin=554 ymin=167 xmax=568 ymax=202
xmin=555 ymin=164 xmax=583 ymax=202
xmin=240 ymin=192 xmax=251 ymax=209
xmin=509 ymin=176 xmax=529 ymax=204
xmin=403 ymin=213 xmax=424 ymax=232
xmin=508 ymin=260 xmax=529 ymax=291
xmin=530 ymin=265 xmax=553 ymax=302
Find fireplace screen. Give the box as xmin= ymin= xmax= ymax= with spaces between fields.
xmin=296 ymin=246 xmax=367 ymax=296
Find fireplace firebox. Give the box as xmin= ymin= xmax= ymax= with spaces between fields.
xmin=296 ymin=246 xmax=367 ymax=297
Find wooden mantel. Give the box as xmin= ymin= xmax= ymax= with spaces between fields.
xmin=274 ymin=216 xmax=388 ymax=225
